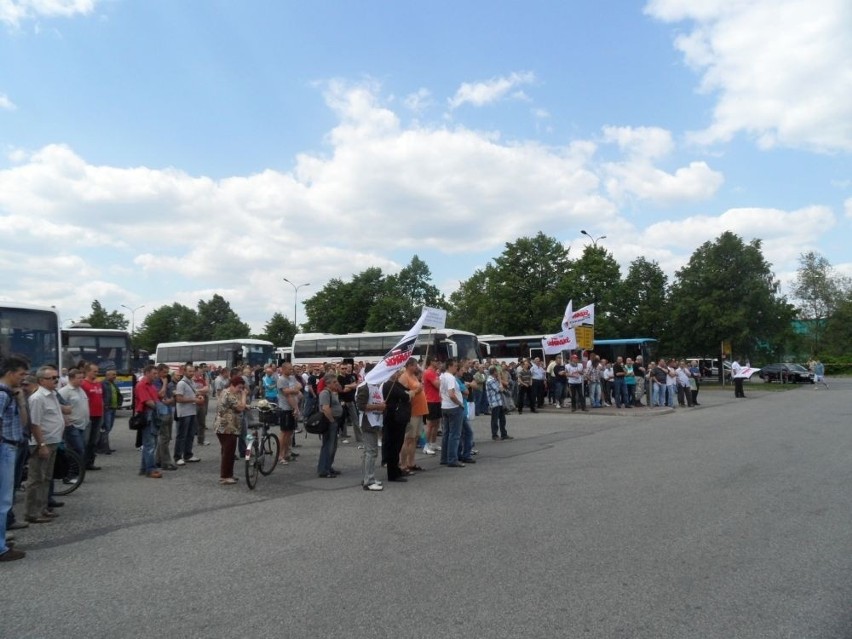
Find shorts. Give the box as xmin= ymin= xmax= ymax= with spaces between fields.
xmin=405 ymin=416 xmax=422 ymax=438
xmin=279 ymin=411 xmax=296 ymax=432
xmin=427 ymin=402 xmax=441 ymax=421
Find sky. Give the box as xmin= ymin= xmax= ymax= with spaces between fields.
xmin=1 ymin=0 xmax=850 ymax=335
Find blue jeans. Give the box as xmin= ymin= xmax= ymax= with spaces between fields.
xmin=64 ymin=426 xmax=86 ymax=458
xmin=103 ymin=408 xmax=116 ymax=434
xmin=652 ymin=382 xmax=665 ymax=406
xmin=6 ymin=443 xmax=28 ymax=527
xmin=0 ymin=442 xmax=17 ymax=555
xmin=613 ymin=378 xmax=627 ymax=407
xmin=317 ymin=422 xmax=338 ymax=475
xmin=440 ymin=407 xmax=463 ymax=465
xmin=666 ymin=385 xmax=676 ymax=407
xmin=174 ymin=415 xmax=196 ymax=461
xmin=140 ymin=413 xmax=158 ymax=474
xmin=553 ymin=380 xmax=566 ymax=406
xmin=458 ymin=413 xmax=474 ymax=460
xmin=589 ymin=381 xmax=602 ymax=407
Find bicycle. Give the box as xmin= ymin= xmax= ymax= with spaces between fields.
xmin=244 ymin=401 xmax=281 ymax=489
xmin=52 ymin=442 xmax=86 ymax=496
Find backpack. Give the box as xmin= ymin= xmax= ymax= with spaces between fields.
xmin=303 ymin=390 xmax=329 ymax=435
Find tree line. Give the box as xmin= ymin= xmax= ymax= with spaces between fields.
xmin=78 ymin=232 xmax=850 ymax=364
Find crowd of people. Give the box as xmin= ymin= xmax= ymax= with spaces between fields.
xmin=0 ymin=347 xmax=746 ymax=562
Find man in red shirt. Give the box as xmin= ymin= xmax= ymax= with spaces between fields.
xmin=80 ymin=363 xmax=104 ymax=471
xmin=134 ymin=365 xmax=162 ymax=478
xmin=421 ymin=357 xmax=442 ymax=456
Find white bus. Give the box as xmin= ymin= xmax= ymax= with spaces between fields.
xmin=155 ymin=339 xmax=275 ymax=372
xmin=62 ymin=326 xmax=135 ymax=406
xmin=274 ymin=346 xmax=293 ymax=364
xmin=291 ymin=329 xmax=481 ymax=365
xmin=0 ymin=303 xmax=62 ymax=372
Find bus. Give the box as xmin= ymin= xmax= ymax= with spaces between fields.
xmin=291 ymin=329 xmax=481 ymax=365
xmin=0 ymin=303 xmax=61 ymax=373
xmin=478 ymin=334 xmax=658 ymax=365
xmin=131 ymin=348 xmax=154 ymax=373
xmin=275 ymin=346 xmax=292 ymax=364
xmin=155 ymin=339 xmax=275 ymax=372
xmin=62 ymin=326 xmax=135 ymax=406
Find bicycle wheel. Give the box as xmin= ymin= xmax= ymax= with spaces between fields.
xmin=245 ymin=440 xmax=260 ymax=489
xmin=53 ymin=446 xmax=86 ymax=496
xmin=258 ymin=434 xmax=279 ymax=476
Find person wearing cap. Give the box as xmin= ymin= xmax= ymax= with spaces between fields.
xmin=214 ymin=376 xmax=248 ymax=485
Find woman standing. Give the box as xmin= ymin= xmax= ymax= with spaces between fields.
xmin=214 ymin=376 xmax=248 ymax=485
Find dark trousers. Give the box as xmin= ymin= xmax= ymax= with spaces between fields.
xmin=532 ymin=379 xmax=545 ymax=408
xmin=174 ymin=415 xmax=196 ymax=461
xmin=568 ymin=384 xmax=585 ymax=410
xmin=85 ymin=416 xmax=102 ymax=467
xmin=517 ymin=385 xmax=536 ymax=413
xmin=490 ymin=406 xmax=507 ymax=438
xmin=383 ymin=419 xmax=406 ymax=480
xmin=217 ymin=433 xmax=237 ymax=479
xmin=734 ymin=378 xmax=745 ymax=397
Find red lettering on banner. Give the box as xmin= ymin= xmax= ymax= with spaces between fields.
xmin=384 ymin=350 xmax=412 ymax=367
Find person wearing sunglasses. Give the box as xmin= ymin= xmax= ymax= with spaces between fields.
xmin=25 ymin=367 xmax=66 ymax=524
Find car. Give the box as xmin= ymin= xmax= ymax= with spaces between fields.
xmin=758 ymin=363 xmax=814 ymax=384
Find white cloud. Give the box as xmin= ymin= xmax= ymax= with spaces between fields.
xmin=403 ymin=88 xmax=432 ymax=113
xmin=0 ymin=0 xmax=99 ymax=27
xmin=646 ymin=0 xmax=852 ymax=152
xmin=600 ymin=125 xmax=724 ymax=204
xmin=448 ymin=71 xmax=536 ymax=109
xmin=0 ymin=93 xmax=16 ymax=110
xmin=845 ymin=197 xmax=852 ymax=218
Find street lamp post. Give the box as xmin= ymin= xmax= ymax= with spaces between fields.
xmin=282 ymin=278 xmax=310 ymax=328
xmin=580 ymin=229 xmax=607 ymax=248
xmin=121 ymin=304 xmax=145 ymax=339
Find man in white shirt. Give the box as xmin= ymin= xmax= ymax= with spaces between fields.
xmin=439 ymin=360 xmax=465 ymax=467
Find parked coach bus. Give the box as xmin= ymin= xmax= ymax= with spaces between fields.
xmin=155 ymin=339 xmax=275 ymax=372
xmin=0 ymin=303 xmax=61 ymax=372
xmin=62 ymin=326 xmax=135 ymax=406
xmin=291 ymin=329 xmax=481 ymax=365
xmin=479 ymin=334 xmax=658 ymax=365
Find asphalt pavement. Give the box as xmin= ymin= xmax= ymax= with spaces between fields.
xmin=2 ymin=380 xmax=851 ymax=638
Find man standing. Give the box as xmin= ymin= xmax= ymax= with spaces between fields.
xmin=154 ymin=365 xmax=177 ymax=471
xmin=336 ymin=363 xmax=360 ymax=444
xmin=731 ymin=356 xmax=746 ymax=398
xmin=0 ymin=357 xmax=29 ymax=561
xmin=80 ymin=363 xmax=104 ymax=471
xmin=530 ymin=357 xmax=546 ymax=410
xmin=486 ymin=366 xmax=512 ymax=441
xmin=516 ymin=360 xmax=536 ymax=414
xmin=276 ymin=363 xmax=300 ymax=464
xmin=174 ymin=364 xmax=201 ymax=466
xmin=421 ymin=358 xmax=441 ymax=455
xmin=317 ymin=374 xmax=343 ymax=478
xmin=98 ymin=369 xmax=122 ymax=454
xmin=26 ymin=366 xmax=65 ymax=524
xmin=194 ymin=363 xmax=211 ymax=446
xmin=398 ymin=358 xmax=427 ymax=474
xmin=566 ymin=354 xmax=587 ymax=412
xmin=355 ymin=367 xmax=385 ymax=491
xmin=58 ymin=369 xmax=89 ymax=461
xmin=135 ymin=365 xmax=162 ymax=478
xmin=814 ymin=360 xmax=829 ymax=389
xmin=439 ymin=359 xmax=464 ymax=468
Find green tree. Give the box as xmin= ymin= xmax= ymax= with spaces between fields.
xmin=791 ymin=251 xmax=850 ymax=356
xmin=822 ymin=293 xmax=852 ymax=362
xmin=568 ymin=245 xmax=622 ymax=337
xmin=133 ymin=303 xmax=197 ymax=352
xmin=302 ymin=267 xmax=386 ymax=333
xmin=449 ymin=233 xmax=574 ymax=335
xmin=78 ymin=300 xmax=129 ymax=330
xmin=668 ymin=231 xmax=795 ymax=360
xmin=611 ymin=257 xmax=669 ymax=339
xmin=194 ymin=294 xmax=250 ymax=341
xmin=366 ymin=256 xmax=446 ymax=331
xmin=258 ymin=312 xmax=297 ymax=347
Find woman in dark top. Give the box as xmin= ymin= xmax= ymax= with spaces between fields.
xmin=382 ymin=370 xmax=413 ymax=482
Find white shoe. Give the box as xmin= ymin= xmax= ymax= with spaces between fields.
xmin=423 ymin=446 xmax=436 ymax=455
xmin=186 ymin=456 xmax=201 ymax=463
xmin=176 ymin=459 xmax=186 ymax=466
xmin=363 ymin=483 xmax=383 ymax=491
xmin=433 ymin=445 xmax=442 ymax=452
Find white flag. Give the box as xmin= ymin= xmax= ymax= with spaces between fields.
xmin=568 ymin=303 xmax=595 ymax=328
xmin=542 ymin=329 xmax=577 ymax=355
xmin=364 ymin=310 xmax=428 ymax=386
xmin=560 ymin=300 xmax=573 ymax=333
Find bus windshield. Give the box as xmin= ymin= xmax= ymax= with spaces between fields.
xmin=63 ymin=333 xmax=132 ymax=373
xmin=0 ymin=306 xmax=61 ymax=373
